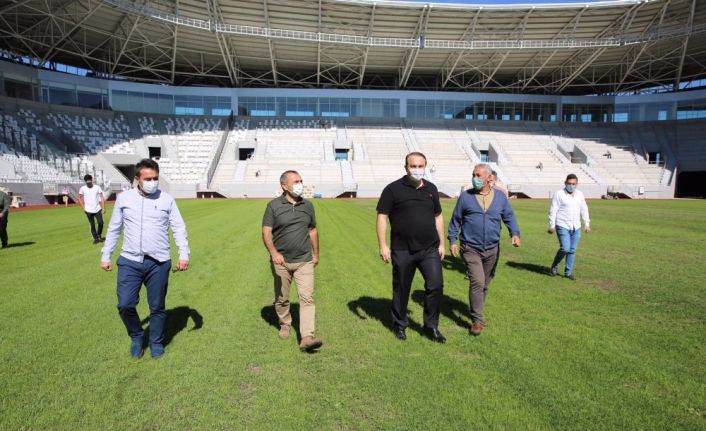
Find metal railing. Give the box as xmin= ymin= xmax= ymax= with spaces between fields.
xmin=102 ymin=0 xmax=706 ymax=51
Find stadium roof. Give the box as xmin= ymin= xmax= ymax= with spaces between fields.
xmin=1 ymin=0 xmax=705 ymax=94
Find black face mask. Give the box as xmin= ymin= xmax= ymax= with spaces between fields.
xmin=86 ymin=182 xmax=93 ymax=188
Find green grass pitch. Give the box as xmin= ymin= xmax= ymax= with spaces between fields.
xmin=0 ymin=198 xmax=704 ymax=430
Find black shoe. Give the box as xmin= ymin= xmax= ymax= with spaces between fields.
xmin=394 ymin=326 xmax=407 ymax=341
xmin=550 ymin=266 xmax=558 ymax=277
xmin=566 ymin=274 xmax=576 ymax=281
xmin=424 ymin=327 xmax=446 ymax=344
xmin=93 ymin=238 xmax=100 ymax=244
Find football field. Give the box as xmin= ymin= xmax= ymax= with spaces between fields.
xmin=0 ymin=198 xmax=704 ymax=430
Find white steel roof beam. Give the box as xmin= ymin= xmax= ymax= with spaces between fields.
xmin=441 ymin=7 xmax=481 ymax=88
xmin=674 ymin=0 xmax=696 ymax=90
xmin=358 ymin=2 xmax=375 ymax=87
xmin=40 ymin=0 xmax=104 ymax=67
xmin=110 ymin=15 xmax=140 ymax=75
xmin=399 ymin=5 xmax=430 ymax=88
xmin=554 ymin=1 xmax=644 ymax=93
xmin=263 ymin=0 xmax=278 ymax=86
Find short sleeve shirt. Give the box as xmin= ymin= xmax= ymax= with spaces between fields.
xmin=376 ymin=176 xmax=442 ymax=251
xmin=262 ymin=195 xmax=317 ymax=263
xmin=79 ymin=185 xmax=103 ymax=213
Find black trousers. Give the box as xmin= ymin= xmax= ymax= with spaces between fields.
xmin=85 ymin=211 xmax=104 ymax=240
xmin=391 ymin=246 xmax=443 ymax=330
xmin=0 ymin=212 xmax=7 ymax=247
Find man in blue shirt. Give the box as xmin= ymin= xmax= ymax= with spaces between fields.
xmin=448 ymin=164 xmax=520 ymax=337
xmin=101 ymin=159 xmax=190 ymax=359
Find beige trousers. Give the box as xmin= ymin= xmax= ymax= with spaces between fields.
xmin=271 ymin=261 xmax=316 ymax=338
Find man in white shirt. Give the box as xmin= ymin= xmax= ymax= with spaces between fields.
xmin=548 ymin=174 xmax=591 ymax=280
xmin=77 ymin=174 xmax=106 ymax=244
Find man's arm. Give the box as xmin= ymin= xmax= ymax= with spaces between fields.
xmin=99 ymin=190 xmax=106 ymax=214
xmin=168 ymin=199 xmax=190 ymax=271
xmin=501 ymin=199 xmax=521 ymax=247
xmin=376 ymin=213 xmax=391 ymax=263
xmin=548 ymin=191 xmax=559 ymax=233
xmin=262 ymin=226 xmax=285 ymax=265
xmin=309 ymin=227 xmax=319 ymax=265
xmin=580 ymin=194 xmax=591 ymax=233
xmin=100 ymin=196 xmax=124 ymax=271
xmin=435 ymin=213 xmax=445 ymax=260
xmin=76 ymin=192 xmax=85 ymax=211
xmin=0 ymin=193 xmax=9 ymax=217
xmin=447 ymin=197 xmax=464 ymax=257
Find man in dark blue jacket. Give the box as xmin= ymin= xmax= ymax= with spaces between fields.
xmin=448 ymin=164 xmax=521 ymax=336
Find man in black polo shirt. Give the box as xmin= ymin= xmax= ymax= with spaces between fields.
xmin=376 ymin=152 xmax=446 ymax=343
xmin=262 ymin=170 xmax=323 ymax=353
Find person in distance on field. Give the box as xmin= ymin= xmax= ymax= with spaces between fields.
xmin=100 ymin=159 xmax=190 ymax=360
xmin=262 ymin=170 xmax=322 ymax=353
xmin=448 ymin=163 xmax=521 ymax=337
xmin=376 ymin=152 xmax=446 ymax=343
xmin=0 ymin=187 xmax=10 ymax=249
xmin=77 ymin=174 xmax=106 ymax=244
xmin=548 ymin=174 xmax=591 ymax=281
xmin=489 ymin=170 xmax=509 ymax=198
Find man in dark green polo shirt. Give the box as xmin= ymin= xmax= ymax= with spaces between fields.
xmin=262 ymin=170 xmax=322 ymax=353
xmin=0 ymin=188 xmax=10 ymax=249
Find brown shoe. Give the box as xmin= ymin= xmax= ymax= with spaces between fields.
xmin=278 ymin=324 xmax=290 ymax=339
xmin=470 ymin=321 xmax=485 ymax=336
xmin=299 ymin=336 xmax=323 ymax=352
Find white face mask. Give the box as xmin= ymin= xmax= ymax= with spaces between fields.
xmin=409 ymin=168 xmax=425 ymax=182
xmin=141 ymin=179 xmax=159 ymax=195
xmin=290 ymin=183 xmax=304 ymax=197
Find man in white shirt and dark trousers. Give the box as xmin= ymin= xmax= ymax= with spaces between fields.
xmin=548 ymin=174 xmax=591 ymax=280
xmin=100 ymin=159 xmax=190 ymax=359
xmin=77 ymin=174 xmax=105 ymax=244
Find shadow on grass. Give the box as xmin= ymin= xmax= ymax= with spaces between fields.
xmin=411 ymin=290 xmax=470 ymax=330
xmin=141 ymin=306 xmax=203 ymax=347
xmin=3 ymin=241 xmax=35 ymax=248
xmin=347 ymin=296 xmax=424 ymax=336
xmin=441 ymin=255 xmax=468 ymax=276
xmin=260 ymin=303 xmax=301 ymax=341
xmin=505 ymin=261 xmax=551 ymax=276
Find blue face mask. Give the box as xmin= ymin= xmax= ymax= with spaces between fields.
xmin=472 ymin=177 xmax=484 ymax=190
xmin=565 ymin=184 xmax=576 ymax=193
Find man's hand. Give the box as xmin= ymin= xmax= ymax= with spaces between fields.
xmin=511 ymin=235 xmax=521 ymax=247
xmin=102 ymin=208 xmax=106 ymax=215
xmin=176 ymin=260 xmax=190 ymax=271
xmin=585 ymin=226 xmax=592 ymax=233
xmin=379 ymin=245 xmax=391 ymax=264
xmin=438 ymin=245 xmax=445 ymax=260
xmin=547 ymin=227 xmax=555 ymax=234
xmin=100 ymin=261 xmax=112 ymax=272
xmin=0 ymin=213 xmax=4 ymax=219
xmin=312 ymin=254 xmax=319 ymax=266
xmin=271 ymin=251 xmax=285 ymax=265
xmin=450 ymin=243 xmax=460 ymax=258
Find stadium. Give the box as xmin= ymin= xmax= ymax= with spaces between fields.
xmin=1 ymin=0 xmax=705 ymax=429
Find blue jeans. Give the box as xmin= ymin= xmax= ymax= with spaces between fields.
xmin=551 ymin=227 xmax=582 ymax=276
xmin=116 ymin=255 xmax=171 ymax=346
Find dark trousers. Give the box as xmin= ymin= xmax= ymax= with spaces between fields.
xmin=116 ymin=255 xmax=171 ymax=346
xmin=85 ymin=211 xmax=104 ymax=240
xmin=461 ymin=244 xmax=499 ymax=324
xmin=0 ymin=212 xmax=7 ymax=247
xmin=391 ymin=246 xmax=443 ymax=330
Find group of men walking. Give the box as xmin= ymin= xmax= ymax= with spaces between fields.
xmin=92 ymin=154 xmax=589 ymax=359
